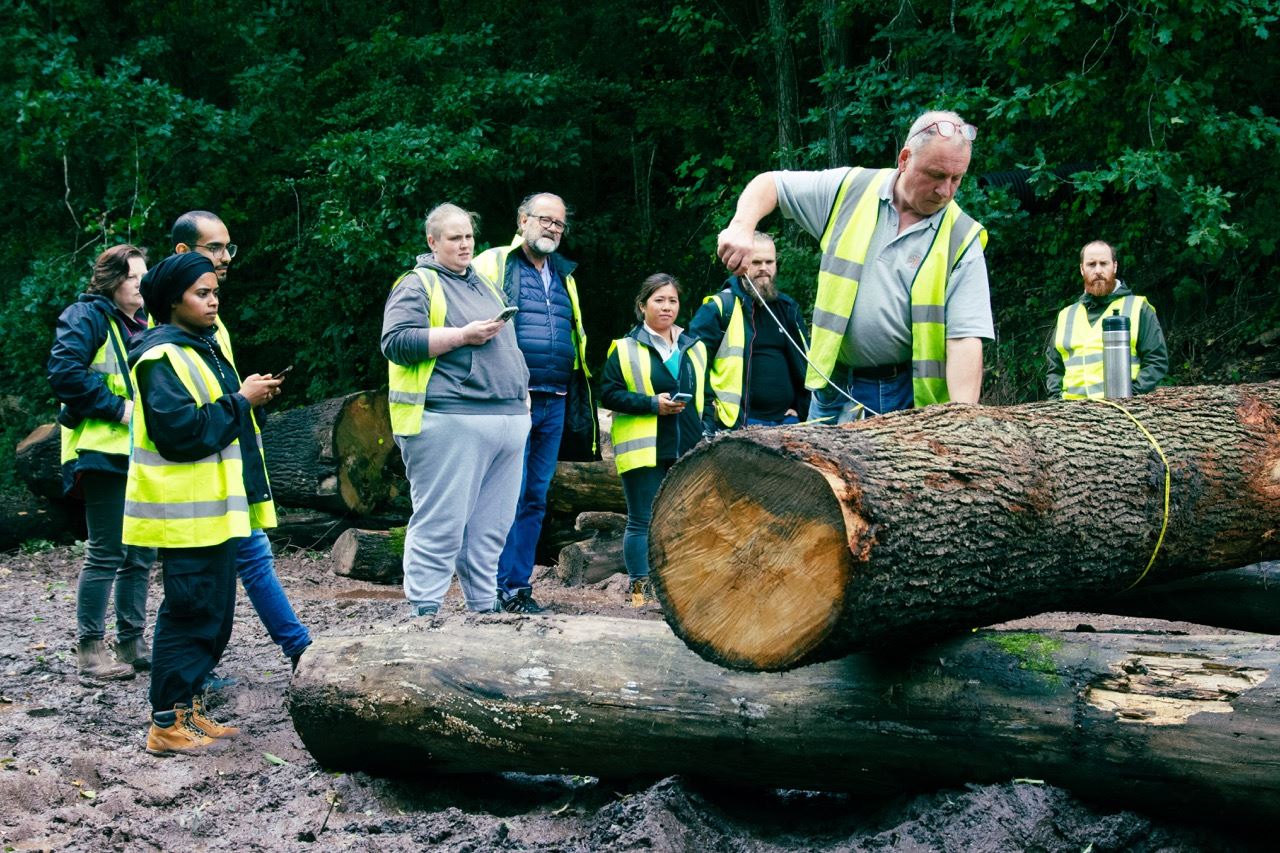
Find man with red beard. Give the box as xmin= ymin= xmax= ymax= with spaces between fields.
xmin=1047 ymin=240 xmax=1168 ymax=399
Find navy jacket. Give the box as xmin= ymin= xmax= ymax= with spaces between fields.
xmin=507 ymin=250 xmax=577 ymax=393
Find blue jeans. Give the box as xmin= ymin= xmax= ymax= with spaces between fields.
xmin=236 ymin=529 xmax=311 ymax=659
xmin=807 ymin=369 xmax=913 ymax=423
xmin=497 ymin=392 xmax=566 ymax=593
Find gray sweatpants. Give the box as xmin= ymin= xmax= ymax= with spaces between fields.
xmin=396 ymin=410 xmax=530 ymax=611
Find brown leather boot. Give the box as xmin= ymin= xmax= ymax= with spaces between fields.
xmin=77 ymin=639 xmax=135 ymax=682
xmin=188 ymin=697 xmax=241 ymax=738
xmin=113 ymin=635 xmax=151 ymax=671
xmin=145 ymin=707 xmax=224 ymax=756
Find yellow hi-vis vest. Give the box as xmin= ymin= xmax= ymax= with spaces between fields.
xmin=608 ymin=336 xmax=706 ymax=475
xmin=60 ymin=317 xmax=133 ymax=464
xmin=703 ymin=292 xmax=747 ymax=428
xmin=386 ymin=268 xmax=506 ymax=436
xmin=122 ymin=343 xmax=277 ymax=548
xmin=1054 ymin=295 xmax=1147 ymax=400
xmin=808 ymin=167 xmax=987 ymax=406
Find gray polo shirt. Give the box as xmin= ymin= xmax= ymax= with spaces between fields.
xmin=775 ymin=167 xmax=993 ymax=369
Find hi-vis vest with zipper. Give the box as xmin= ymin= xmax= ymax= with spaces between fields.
xmin=809 ymin=167 xmax=987 ymax=406
xmin=60 ymin=316 xmax=133 ymax=464
xmin=122 ymin=343 xmax=277 ymax=548
xmin=386 ymin=268 xmax=506 ymax=436
xmin=1054 ymin=295 xmax=1147 ymax=400
xmin=607 ymin=336 xmax=706 ymax=475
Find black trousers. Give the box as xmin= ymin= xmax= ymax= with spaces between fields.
xmin=149 ymin=539 xmax=240 ymax=714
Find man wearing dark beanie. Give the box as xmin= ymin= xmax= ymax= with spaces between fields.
xmin=123 ymin=254 xmax=283 ymax=755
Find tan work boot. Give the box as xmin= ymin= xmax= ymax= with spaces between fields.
xmin=77 ymin=639 xmax=136 ymax=683
xmin=113 ymin=635 xmax=151 ymax=671
xmin=630 ymin=577 xmax=654 ymax=609
xmin=145 ymin=707 xmax=223 ymax=756
xmin=188 ymin=697 xmax=241 ymax=738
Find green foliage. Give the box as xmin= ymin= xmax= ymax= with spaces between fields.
xmin=3 ymin=0 xmax=1278 ymax=493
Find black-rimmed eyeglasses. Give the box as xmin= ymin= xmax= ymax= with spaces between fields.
xmin=532 ymin=215 xmax=567 ymax=233
xmin=194 ymin=242 xmax=238 ymax=258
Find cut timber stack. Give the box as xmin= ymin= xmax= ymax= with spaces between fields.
xmin=1105 ymin=561 xmax=1280 ymax=635
xmin=287 ymin=616 xmax=1280 ymax=824
xmin=649 ymin=382 xmax=1280 ymax=671
xmin=330 ymin=527 xmax=404 ymax=584
xmin=260 ymin=390 xmax=396 ymax=515
xmin=14 ymin=424 xmax=63 ymax=502
xmin=555 ymin=512 xmax=625 ymax=584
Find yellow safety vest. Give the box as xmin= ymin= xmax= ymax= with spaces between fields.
xmin=60 ymin=317 xmax=132 ymax=464
xmin=703 ymin=293 xmax=747 ymax=428
xmin=608 ymin=336 xmax=706 ymax=475
xmin=386 ymin=268 xmax=505 ymax=436
xmin=122 ymin=343 xmax=276 ymax=548
xmin=1054 ymin=295 xmax=1147 ymax=400
xmin=808 ymin=167 xmax=987 ymax=406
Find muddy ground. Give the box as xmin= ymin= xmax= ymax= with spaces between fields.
xmin=0 ymin=542 xmax=1263 ymax=852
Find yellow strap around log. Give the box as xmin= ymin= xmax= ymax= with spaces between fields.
xmin=1096 ymin=399 xmax=1171 ymax=589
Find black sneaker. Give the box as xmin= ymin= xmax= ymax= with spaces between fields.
xmin=499 ymin=588 xmax=543 ymax=614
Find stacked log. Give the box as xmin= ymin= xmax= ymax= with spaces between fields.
xmin=555 ymin=512 xmax=626 ymax=585
xmin=330 ymin=527 xmax=404 ymax=584
xmin=287 ymin=616 xmax=1280 ymax=824
xmin=14 ymin=424 xmax=63 ymax=502
xmin=649 ymin=383 xmax=1280 ymax=671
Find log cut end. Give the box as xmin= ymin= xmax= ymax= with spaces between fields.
xmin=650 ymin=439 xmax=853 ymax=671
xmin=333 ymin=392 xmax=396 ymax=514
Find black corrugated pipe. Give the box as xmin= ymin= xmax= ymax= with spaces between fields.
xmin=977 ymin=163 xmax=1100 ymax=213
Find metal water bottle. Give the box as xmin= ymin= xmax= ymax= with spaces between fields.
xmin=1102 ymin=310 xmax=1133 ymax=399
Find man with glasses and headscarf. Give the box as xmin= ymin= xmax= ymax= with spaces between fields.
xmin=472 ymin=193 xmax=598 ymax=614
xmin=716 ymin=110 xmax=994 ymax=423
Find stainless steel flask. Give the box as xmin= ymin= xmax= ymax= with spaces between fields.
xmin=1102 ymin=310 xmax=1133 ymax=399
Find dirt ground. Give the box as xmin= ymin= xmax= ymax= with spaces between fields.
xmin=0 ymin=542 xmax=1264 ymax=852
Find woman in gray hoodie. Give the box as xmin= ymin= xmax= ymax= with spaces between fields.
xmin=382 ymin=204 xmax=531 ymax=615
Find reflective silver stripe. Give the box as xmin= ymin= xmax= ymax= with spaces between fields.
xmin=812 ymin=308 xmax=848 ymax=335
xmin=623 ymin=340 xmax=649 ymax=394
xmin=825 ymin=168 xmax=882 ymax=248
xmin=948 ymin=212 xmax=979 ymax=267
xmin=132 ymin=444 xmax=243 ymax=467
xmin=388 ymin=389 xmax=427 ymax=405
xmin=913 ymin=360 xmax=945 ymax=379
xmin=614 ymin=436 xmax=657 ymax=456
xmin=717 ymin=346 xmax=745 ymax=358
xmin=125 ymin=495 xmax=250 ymax=520
xmin=168 ymin=347 xmax=214 ymax=405
xmin=716 ymin=391 xmax=742 ymax=405
xmin=1066 ymin=382 xmax=1105 ymax=398
xmin=1119 ymin=295 xmax=1134 ymax=316
xmin=1065 ymin=353 xmax=1104 ymax=367
xmin=911 ymin=304 xmax=945 ymax=325
xmin=818 ymin=254 xmax=864 ymax=281
xmin=1061 ymin=304 xmax=1082 ymax=352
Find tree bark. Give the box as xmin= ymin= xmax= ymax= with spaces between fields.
xmin=1103 ymin=561 xmax=1280 ymax=635
xmin=818 ymin=0 xmax=851 ymax=167
xmin=261 ymin=390 xmax=397 ymax=515
xmin=0 ymin=491 xmax=76 ymax=551
xmin=649 ymin=383 xmax=1280 ymax=671
xmin=14 ymin=423 xmax=62 ymax=502
xmin=286 ymin=616 xmax=1280 ymax=824
xmin=330 ymin=527 xmax=405 ymax=584
xmin=555 ymin=512 xmax=626 ymax=585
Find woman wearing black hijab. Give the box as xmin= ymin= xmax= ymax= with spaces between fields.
xmin=123 ymin=253 xmax=282 ymax=756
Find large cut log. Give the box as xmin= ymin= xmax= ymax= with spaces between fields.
xmin=261 ymin=391 xmax=397 ymax=514
xmin=14 ymin=424 xmax=63 ymax=502
xmin=330 ymin=527 xmax=404 ymax=584
xmin=649 ymin=382 xmax=1280 ymax=671
xmin=0 ymin=491 xmax=76 ymax=551
xmin=287 ymin=616 xmax=1280 ymax=824
xmin=1103 ymin=561 xmax=1280 ymax=635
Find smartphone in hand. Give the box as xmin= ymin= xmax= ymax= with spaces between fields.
xmin=493 ymin=306 xmax=520 ymax=323
xmin=670 ymin=392 xmax=693 ymax=405
xmin=274 ymin=365 xmax=294 ymax=379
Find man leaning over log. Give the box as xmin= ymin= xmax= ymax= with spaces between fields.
xmin=717 ymin=110 xmax=994 ymax=423
xmin=1046 ymin=240 xmax=1168 ymax=400
xmin=172 ymin=211 xmax=313 ymax=683
xmin=472 ymin=193 xmax=599 ymax=614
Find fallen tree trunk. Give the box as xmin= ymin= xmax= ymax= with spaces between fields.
xmin=649 ymin=382 xmax=1280 ymax=671
xmin=1102 ymin=561 xmax=1280 ymax=635
xmin=554 ymin=512 xmax=625 ymax=585
xmin=330 ymin=527 xmax=404 ymax=583
xmin=14 ymin=424 xmax=62 ymax=502
xmin=287 ymin=616 xmax=1280 ymax=824
xmin=261 ymin=391 xmax=397 ymax=515
xmin=0 ymin=491 xmax=76 ymax=551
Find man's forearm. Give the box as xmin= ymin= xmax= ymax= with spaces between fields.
xmin=945 ymin=337 xmax=984 ymax=403
xmin=718 ymin=173 xmax=780 ymax=273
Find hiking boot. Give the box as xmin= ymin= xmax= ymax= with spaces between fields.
xmin=629 ymin=577 xmax=654 ymax=609
xmin=188 ymin=697 xmax=241 ymax=738
xmin=145 ymin=707 xmax=223 ymax=756
xmin=499 ymin=588 xmax=544 ymax=614
xmin=77 ymin=639 xmax=136 ymax=683
xmin=113 ymin=635 xmax=152 ymax=671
